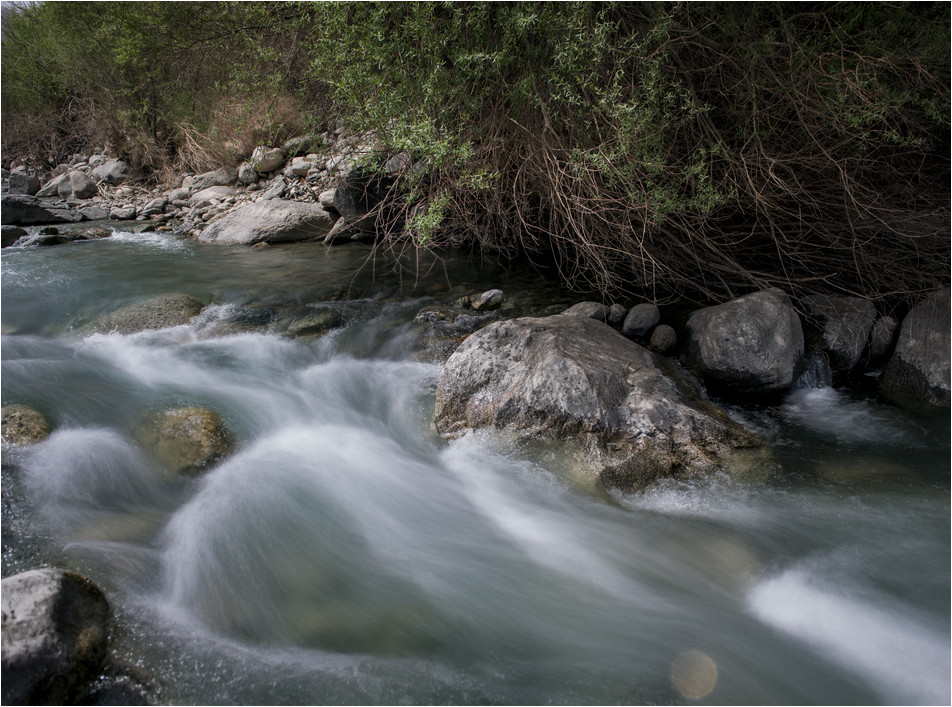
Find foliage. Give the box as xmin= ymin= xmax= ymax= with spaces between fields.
xmin=1 ymin=1 xmax=326 ymax=177
xmin=1 ymin=1 xmax=948 ymax=303
xmin=310 ymin=1 xmax=950 ymax=303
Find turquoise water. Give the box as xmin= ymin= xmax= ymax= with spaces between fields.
xmin=2 ymin=233 xmax=948 ymax=705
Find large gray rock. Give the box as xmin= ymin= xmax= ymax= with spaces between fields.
xmin=197 ymin=200 xmax=337 ymax=245
xmin=93 ymin=293 xmax=204 ymax=334
xmin=8 ymin=172 xmax=40 ymax=195
xmin=1 ymin=569 xmax=110 ymax=705
xmin=187 ymin=185 xmax=235 ymax=205
xmin=90 ymin=158 xmax=128 ymax=185
xmin=686 ymin=288 xmax=804 ymax=394
xmin=0 ymin=194 xmax=83 ymax=226
xmin=136 ymin=406 xmax=235 ymax=475
xmin=1 ymin=404 xmax=51 ymax=446
xmin=805 ymin=295 xmax=877 ymax=373
xmin=434 ymin=315 xmax=758 ymax=490
xmin=237 ymin=162 xmax=258 ymax=184
xmin=36 ymin=174 xmax=70 ymax=198
xmin=879 ymin=289 xmax=950 ymax=408
xmin=57 ymin=171 xmax=98 ymax=199
xmin=187 ymin=167 xmax=238 ymax=192
xmin=251 ymin=146 xmax=285 ymax=173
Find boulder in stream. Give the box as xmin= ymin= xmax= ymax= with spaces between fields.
xmin=879 ymin=289 xmax=950 ymax=409
xmin=1 ymin=404 xmax=52 ymax=446
xmin=137 ymin=406 xmax=235 ymax=476
xmin=434 ymin=314 xmax=759 ymax=491
xmin=686 ymin=288 xmax=804 ymax=395
xmin=1 ymin=568 xmax=111 ymax=705
xmin=92 ymin=293 xmax=204 ymax=334
xmin=197 ymin=200 xmax=337 ymax=244
xmin=804 ymin=295 xmax=877 ymax=373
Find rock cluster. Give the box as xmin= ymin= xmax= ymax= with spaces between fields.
xmin=0 ymin=130 xmax=393 ymax=246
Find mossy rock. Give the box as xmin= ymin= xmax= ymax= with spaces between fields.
xmin=136 ymin=406 xmax=235 ymax=476
xmin=1 ymin=404 xmax=51 ymax=446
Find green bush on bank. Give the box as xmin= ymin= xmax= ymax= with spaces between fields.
xmin=2 ymin=1 xmax=948 ymax=303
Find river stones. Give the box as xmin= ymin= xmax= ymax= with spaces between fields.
xmin=434 ymin=314 xmax=758 ymax=491
xmin=686 ymin=288 xmax=804 ymax=395
xmin=804 ymin=295 xmax=877 ymax=373
xmin=1 ymin=405 xmax=51 ymax=446
xmin=136 ymin=406 xmax=235 ymax=476
xmin=1 ymin=568 xmax=111 ymax=705
xmin=879 ymin=289 xmax=951 ymax=408
xmin=622 ymin=303 xmax=661 ymax=338
xmin=197 ymin=200 xmax=337 ymax=244
xmin=470 ymin=289 xmax=504 ymax=311
xmin=93 ymin=293 xmax=204 ymax=334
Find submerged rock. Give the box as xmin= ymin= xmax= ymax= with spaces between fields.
xmin=879 ymin=289 xmax=951 ymax=408
xmin=93 ymin=293 xmax=204 ymax=334
xmin=686 ymin=289 xmax=804 ymax=395
xmin=1 ymin=404 xmax=52 ymax=446
xmin=137 ymin=406 xmax=235 ymax=476
xmin=434 ymin=315 xmax=758 ymax=491
xmin=1 ymin=569 xmax=111 ymax=705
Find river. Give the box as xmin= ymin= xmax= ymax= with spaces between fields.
xmin=2 ymin=231 xmax=949 ymax=705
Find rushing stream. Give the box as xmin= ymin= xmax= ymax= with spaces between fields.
xmin=2 ymin=230 xmax=949 ymax=705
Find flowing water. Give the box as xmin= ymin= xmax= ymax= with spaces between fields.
xmin=2 ymin=231 xmax=949 ymax=705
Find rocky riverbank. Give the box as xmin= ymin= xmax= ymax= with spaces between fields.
xmin=0 ymin=130 xmax=384 ymax=247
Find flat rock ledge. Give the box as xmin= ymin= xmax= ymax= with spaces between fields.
xmin=434 ymin=315 xmax=759 ymax=491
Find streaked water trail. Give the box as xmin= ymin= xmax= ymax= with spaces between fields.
xmin=2 ymin=232 xmax=948 ymax=704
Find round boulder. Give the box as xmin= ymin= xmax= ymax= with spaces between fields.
xmin=1 ymin=405 xmax=51 ymax=446
xmin=1 ymin=569 xmax=111 ymax=705
xmin=622 ymin=303 xmax=661 ymax=337
xmin=136 ymin=406 xmax=235 ymax=476
xmin=434 ymin=315 xmax=758 ymax=491
xmin=879 ymin=289 xmax=950 ymax=408
xmin=686 ymin=288 xmax=804 ymax=395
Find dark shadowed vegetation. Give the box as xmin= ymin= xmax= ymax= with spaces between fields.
xmin=2 ymin=1 xmax=949 ymax=303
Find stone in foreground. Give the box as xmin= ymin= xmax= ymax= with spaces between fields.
xmin=686 ymin=288 xmax=803 ymax=394
xmin=1 ymin=569 xmax=110 ymax=705
xmin=197 ymin=200 xmax=337 ymax=244
xmin=434 ymin=315 xmax=758 ymax=490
